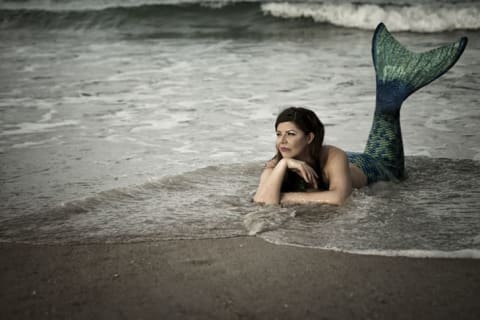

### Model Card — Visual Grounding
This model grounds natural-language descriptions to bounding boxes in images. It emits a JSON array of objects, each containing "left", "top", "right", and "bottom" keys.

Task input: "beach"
[
  {"left": 2, "top": 237, "right": 480, "bottom": 319},
  {"left": 1, "top": 0, "right": 479, "bottom": 254},
  {"left": 1, "top": 1, "right": 480, "bottom": 318}
]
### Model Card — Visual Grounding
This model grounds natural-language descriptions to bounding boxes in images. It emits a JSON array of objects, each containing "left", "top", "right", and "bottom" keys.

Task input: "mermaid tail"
[
  {"left": 372, "top": 23, "right": 467, "bottom": 113},
  {"left": 348, "top": 23, "right": 468, "bottom": 184}
]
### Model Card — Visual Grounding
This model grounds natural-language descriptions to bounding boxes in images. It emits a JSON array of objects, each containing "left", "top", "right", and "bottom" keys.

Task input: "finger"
[
  {"left": 299, "top": 167, "right": 310, "bottom": 183},
  {"left": 310, "top": 173, "right": 317, "bottom": 189},
  {"left": 307, "top": 170, "right": 315, "bottom": 186},
  {"left": 307, "top": 169, "right": 314, "bottom": 183},
  {"left": 305, "top": 164, "right": 318, "bottom": 178},
  {"left": 304, "top": 167, "right": 315, "bottom": 180},
  {"left": 305, "top": 168, "right": 318, "bottom": 189},
  {"left": 309, "top": 167, "right": 317, "bottom": 180}
]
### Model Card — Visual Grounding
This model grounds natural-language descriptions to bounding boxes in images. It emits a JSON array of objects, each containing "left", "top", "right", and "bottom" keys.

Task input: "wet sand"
[{"left": 1, "top": 237, "right": 479, "bottom": 319}]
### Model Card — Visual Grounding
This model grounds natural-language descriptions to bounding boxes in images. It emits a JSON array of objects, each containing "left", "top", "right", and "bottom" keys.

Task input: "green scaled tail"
[
  {"left": 372, "top": 23, "right": 468, "bottom": 113},
  {"left": 359, "top": 23, "right": 468, "bottom": 182}
]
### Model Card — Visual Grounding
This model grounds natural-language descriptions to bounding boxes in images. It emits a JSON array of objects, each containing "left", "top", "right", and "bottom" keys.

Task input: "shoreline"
[
  {"left": 1, "top": 236, "right": 479, "bottom": 319},
  {"left": 259, "top": 240, "right": 480, "bottom": 260}
]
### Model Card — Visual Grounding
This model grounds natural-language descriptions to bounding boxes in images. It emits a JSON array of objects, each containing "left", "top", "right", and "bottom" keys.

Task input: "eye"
[{"left": 287, "top": 131, "right": 296, "bottom": 136}]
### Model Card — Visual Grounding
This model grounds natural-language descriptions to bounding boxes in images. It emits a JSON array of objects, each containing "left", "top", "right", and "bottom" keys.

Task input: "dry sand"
[{"left": 1, "top": 236, "right": 479, "bottom": 319}]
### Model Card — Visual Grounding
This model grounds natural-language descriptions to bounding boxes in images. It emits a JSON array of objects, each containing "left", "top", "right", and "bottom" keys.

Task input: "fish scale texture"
[{"left": 349, "top": 23, "right": 467, "bottom": 184}]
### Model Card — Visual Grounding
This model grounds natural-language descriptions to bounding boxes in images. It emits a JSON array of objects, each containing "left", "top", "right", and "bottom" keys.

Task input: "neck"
[{"left": 296, "top": 150, "right": 315, "bottom": 166}]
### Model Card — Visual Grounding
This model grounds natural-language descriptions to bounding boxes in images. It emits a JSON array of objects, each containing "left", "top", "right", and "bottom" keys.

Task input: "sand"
[{"left": 1, "top": 236, "right": 479, "bottom": 319}]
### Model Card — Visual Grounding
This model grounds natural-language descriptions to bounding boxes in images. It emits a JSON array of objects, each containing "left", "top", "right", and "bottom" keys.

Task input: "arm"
[
  {"left": 253, "top": 159, "right": 288, "bottom": 205},
  {"left": 280, "top": 147, "right": 353, "bottom": 206}
]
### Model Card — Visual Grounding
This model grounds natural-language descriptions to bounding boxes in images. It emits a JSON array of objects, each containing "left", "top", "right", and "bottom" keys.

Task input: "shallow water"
[
  {"left": 254, "top": 157, "right": 480, "bottom": 258},
  {"left": 1, "top": 157, "right": 479, "bottom": 260},
  {"left": 1, "top": 0, "right": 479, "bottom": 258}
]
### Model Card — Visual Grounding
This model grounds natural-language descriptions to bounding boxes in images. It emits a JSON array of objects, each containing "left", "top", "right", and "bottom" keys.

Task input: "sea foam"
[{"left": 261, "top": 2, "right": 480, "bottom": 33}]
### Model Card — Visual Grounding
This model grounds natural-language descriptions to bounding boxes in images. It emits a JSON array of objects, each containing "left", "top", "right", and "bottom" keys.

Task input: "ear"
[{"left": 307, "top": 132, "right": 315, "bottom": 144}]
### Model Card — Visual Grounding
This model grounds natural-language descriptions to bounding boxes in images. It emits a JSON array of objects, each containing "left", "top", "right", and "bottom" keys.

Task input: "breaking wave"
[{"left": 1, "top": 1, "right": 478, "bottom": 33}]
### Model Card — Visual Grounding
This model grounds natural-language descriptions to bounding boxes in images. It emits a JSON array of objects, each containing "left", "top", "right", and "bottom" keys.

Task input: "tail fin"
[
  {"left": 373, "top": 23, "right": 468, "bottom": 113},
  {"left": 364, "top": 24, "right": 467, "bottom": 180}
]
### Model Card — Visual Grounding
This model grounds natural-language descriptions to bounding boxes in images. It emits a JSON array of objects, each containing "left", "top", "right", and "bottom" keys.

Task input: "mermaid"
[{"left": 253, "top": 23, "right": 468, "bottom": 205}]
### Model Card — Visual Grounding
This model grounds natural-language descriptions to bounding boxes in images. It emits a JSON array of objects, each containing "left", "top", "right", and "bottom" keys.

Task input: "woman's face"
[{"left": 276, "top": 121, "right": 312, "bottom": 159}]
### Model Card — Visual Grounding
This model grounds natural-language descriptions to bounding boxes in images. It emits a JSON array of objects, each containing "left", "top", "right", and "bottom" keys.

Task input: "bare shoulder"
[
  {"left": 319, "top": 145, "right": 348, "bottom": 183},
  {"left": 321, "top": 145, "right": 348, "bottom": 165},
  {"left": 321, "top": 145, "right": 353, "bottom": 196}
]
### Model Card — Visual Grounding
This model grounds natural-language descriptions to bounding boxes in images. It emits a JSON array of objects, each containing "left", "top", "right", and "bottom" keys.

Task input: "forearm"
[
  {"left": 253, "top": 159, "right": 288, "bottom": 205},
  {"left": 281, "top": 188, "right": 351, "bottom": 206}
]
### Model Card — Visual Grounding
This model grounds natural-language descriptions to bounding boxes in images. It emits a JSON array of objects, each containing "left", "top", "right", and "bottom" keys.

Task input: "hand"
[{"left": 283, "top": 158, "right": 319, "bottom": 189}]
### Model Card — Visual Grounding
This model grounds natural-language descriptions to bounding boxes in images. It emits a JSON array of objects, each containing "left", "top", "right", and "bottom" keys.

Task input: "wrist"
[
  {"left": 278, "top": 158, "right": 289, "bottom": 169},
  {"left": 280, "top": 192, "right": 294, "bottom": 205}
]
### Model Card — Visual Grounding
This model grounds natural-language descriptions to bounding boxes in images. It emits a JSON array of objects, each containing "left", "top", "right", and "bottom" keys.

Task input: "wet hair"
[{"left": 274, "top": 107, "right": 326, "bottom": 191}]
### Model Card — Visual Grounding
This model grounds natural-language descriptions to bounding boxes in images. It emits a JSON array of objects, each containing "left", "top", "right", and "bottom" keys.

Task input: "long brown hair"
[{"left": 274, "top": 107, "right": 326, "bottom": 191}]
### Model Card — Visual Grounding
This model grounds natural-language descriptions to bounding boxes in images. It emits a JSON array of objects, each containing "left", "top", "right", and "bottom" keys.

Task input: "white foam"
[
  {"left": 341, "top": 248, "right": 480, "bottom": 259},
  {"left": 408, "top": 147, "right": 432, "bottom": 157},
  {"left": 244, "top": 209, "right": 293, "bottom": 235},
  {"left": 0, "top": 120, "right": 79, "bottom": 136},
  {"left": 472, "top": 149, "right": 480, "bottom": 161},
  {"left": 0, "top": 0, "right": 190, "bottom": 11},
  {"left": 210, "top": 151, "right": 237, "bottom": 159},
  {"left": 172, "top": 141, "right": 200, "bottom": 154},
  {"left": 39, "top": 109, "right": 56, "bottom": 123},
  {"left": 11, "top": 136, "right": 60, "bottom": 149},
  {"left": 130, "top": 114, "right": 192, "bottom": 133},
  {"left": 262, "top": 238, "right": 480, "bottom": 259},
  {"left": 261, "top": 2, "right": 480, "bottom": 33},
  {"left": 472, "top": 234, "right": 480, "bottom": 245}
]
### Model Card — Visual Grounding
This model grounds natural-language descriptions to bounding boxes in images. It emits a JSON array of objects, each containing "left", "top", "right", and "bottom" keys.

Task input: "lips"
[{"left": 280, "top": 147, "right": 290, "bottom": 153}]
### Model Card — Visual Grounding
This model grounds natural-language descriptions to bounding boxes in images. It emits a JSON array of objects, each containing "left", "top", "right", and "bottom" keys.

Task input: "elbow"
[
  {"left": 253, "top": 194, "right": 264, "bottom": 204},
  {"left": 325, "top": 194, "right": 343, "bottom": 206},
  {"left": 330, "top": 188, "right": 352, "bottom": 206},
  {"left": 331, "top": 196, "right": 346, "bottom": 206},
  {"left": 252, "top": 190, "right": 265, "bottom": 203},
  {"left": 253, "top": 192, "right": 279, "bottom": 205}
]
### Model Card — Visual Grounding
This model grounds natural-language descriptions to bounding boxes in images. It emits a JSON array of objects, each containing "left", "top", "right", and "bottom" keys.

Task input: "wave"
[
  {"left": 1, "top": 157, "right": 480, "bottom": 259},
  {"left": 262, "top": 2, "right": 480, "bottom": 33},
  {"left": 1, "top": 1, "right": 479, "bottom": 34},
  {"left": 0, "top": 0, "right": 179, "bottom": 11},
  {"left": 261, "top": 240, "right": 480, "bottom": 259},
  {"left": 0, "top": 163, "right": 259, "bottom": 244}
]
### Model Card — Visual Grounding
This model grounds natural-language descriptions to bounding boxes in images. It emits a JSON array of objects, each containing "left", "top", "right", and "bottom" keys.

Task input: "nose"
[{"left": 279, "top": 133, "right": 287, "bottom": 144}]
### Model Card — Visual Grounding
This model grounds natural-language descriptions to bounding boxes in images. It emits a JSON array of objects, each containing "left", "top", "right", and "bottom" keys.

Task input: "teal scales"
[{"left": 347, "top": 23, "right": 468, "bottom": 184}]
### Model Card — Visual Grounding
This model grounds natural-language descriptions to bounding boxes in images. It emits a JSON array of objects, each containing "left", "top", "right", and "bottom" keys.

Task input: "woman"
[{"left": 254, "top": 23, "right": 468, "bottom": 206}]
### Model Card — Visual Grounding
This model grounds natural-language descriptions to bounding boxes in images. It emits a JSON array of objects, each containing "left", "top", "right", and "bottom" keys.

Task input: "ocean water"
[{"left": 1, "top": 0, "right": 479, "bottom": 259}]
